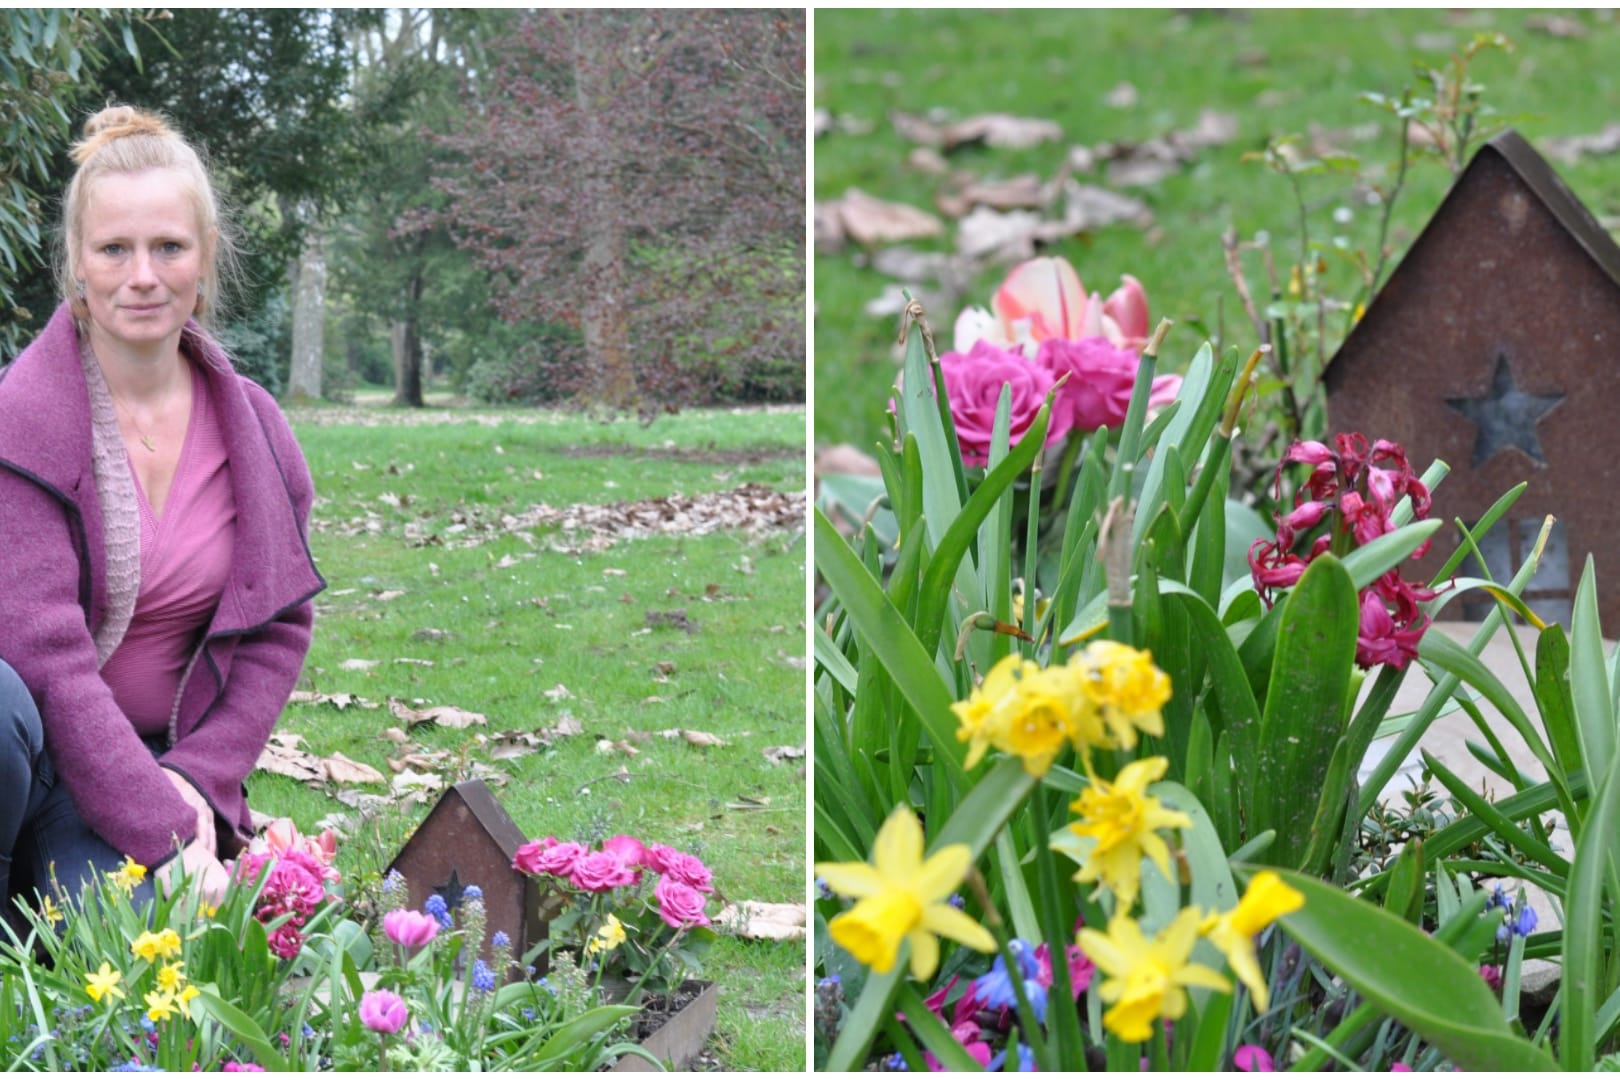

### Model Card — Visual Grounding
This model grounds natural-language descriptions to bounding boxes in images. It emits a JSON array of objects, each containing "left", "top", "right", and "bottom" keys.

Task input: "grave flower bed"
[
  {"left": 813, "top": 258, "right": 1620, "bottom": 1070},
  {"left": 0, "top": 820, "right": 714, "bottom": 1071}
]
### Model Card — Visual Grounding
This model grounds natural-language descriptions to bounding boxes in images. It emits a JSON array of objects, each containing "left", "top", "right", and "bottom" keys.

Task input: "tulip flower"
[
  {"left": 359, "top": 988, "right": 408, "bottom": 1035},
  {"left": 383, "top": 908, "right": 439, "bottom": 949}
]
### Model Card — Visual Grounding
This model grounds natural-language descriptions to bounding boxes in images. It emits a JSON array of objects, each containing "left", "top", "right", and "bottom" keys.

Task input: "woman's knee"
[{"left": 0, "top": 659, "right": 43, "bottom": 766}]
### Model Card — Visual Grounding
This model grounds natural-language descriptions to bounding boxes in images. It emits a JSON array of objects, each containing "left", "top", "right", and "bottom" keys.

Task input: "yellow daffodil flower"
[
  {"left": 1074, "top": 640, "right": 1171, "bottom": 750},
  {"left": 131, "top": 928, "right": 183, "bottom": 964},
  {"left": 38, "top": 895, "right": 62, "bottom": 924},
  {"left": 145, "top": 988, "right": 179, "bottom": 1024},
  {"left": 1200, "top": 870, "right": 1304, "bottom": 1010},
  {"left": 156, "top": 961, "right": 187, "bottom": 992},
  {"left": 1068, "top": 756, "right": 1192, "bottom": 911},
  {"left": 1079, "top": 908, "right": 1231, "bottom": 1043},
  {"left": 85, "top": 962, "right": 125, "bottom": 1004},
  {"left": 953, "top": 656, "right": 1099, "bottom": 776},
  {"left": 815, "top": 805, "right": 996, "bottom": 980},
  {"left": 108, "top": 855, "right": 147, "bottom": 895},
  {"left": 952, "top": 654, "right": 1026, "bottom": 769},
  {"left": 586, "top": 914, "right": 627, "bottom": 956}
]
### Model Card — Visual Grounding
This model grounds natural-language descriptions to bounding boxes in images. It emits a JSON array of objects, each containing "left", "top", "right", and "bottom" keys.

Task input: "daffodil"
[
  {"left": 176, "top": 984, "right": 200, "bottom": 1007},
  {"left": 1074, "top": 640, "right": 1171, "bottom": 750},
  {"left": 156, "top": 961, "right": 187, "bottom": 992},
  {"left": 1079, "top": 908, "right": 1230, "bottom": 1043},
  {"left": 1200, "top": 870, "right": 1304, "bottom": 1010},
  {"left": 586, "top": 914, "right": 627, "bottom": 956},
  {"left": 38, "top": 894, "right": 62, "bottom": 924},
  {"left": 953, "top": 655, "right": 1099, "bottom": 776},
  {"left": 145, "top": 988, "right": 179, "bottom": 1024},
  {"left": 1068, "top": 756, "right": 1192, "bottom": 910},
  {"left": 952, "top": 654, "right": 1027, "bottom": 769},
  {"left": 131, "top": 928, "right": 183, "bottom": 964},
  {"left": 109, "top": 855, "right": 146, "bottom": 895},
  {"left": 814, "top": 805, "right": 996, "bottom": 980},
  {"left": 85, "top": 961, "right": 125, "bottom": 1004}
]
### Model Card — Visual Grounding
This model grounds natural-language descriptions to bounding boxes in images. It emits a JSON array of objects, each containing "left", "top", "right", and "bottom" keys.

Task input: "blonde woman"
[{"left": 0, "top": 106, "right": 323, "bottom": 916}]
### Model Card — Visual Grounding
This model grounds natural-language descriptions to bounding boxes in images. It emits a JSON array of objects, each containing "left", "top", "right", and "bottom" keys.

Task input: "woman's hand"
[
  {"left": 163, "top": 838, "right": 230, "bottom": 905},
  {"left": 161, "top": 766, "right": 216, "bottom": 856}
]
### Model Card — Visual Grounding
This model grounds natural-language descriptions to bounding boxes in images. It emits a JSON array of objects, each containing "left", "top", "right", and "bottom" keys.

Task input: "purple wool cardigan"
[{"left": 0, "top": 304, "right": 325, "bottom": 869}]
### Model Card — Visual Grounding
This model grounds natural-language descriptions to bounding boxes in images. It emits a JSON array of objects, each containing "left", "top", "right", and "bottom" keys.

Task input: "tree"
[{"left": 437, "top": 10, "right": 805, "bottom": 410}]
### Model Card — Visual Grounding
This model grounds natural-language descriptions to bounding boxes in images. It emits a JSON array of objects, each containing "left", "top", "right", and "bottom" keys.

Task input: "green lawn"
[
  {"left": 249, "top": 402, "right": 807, "bottom": 1071},
  {"left": 814, "top": 8, "right": 1620, "bottom": 449}
]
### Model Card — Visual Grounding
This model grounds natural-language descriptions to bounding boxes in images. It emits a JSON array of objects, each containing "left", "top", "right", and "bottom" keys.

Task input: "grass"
[
  {"left": 246, "top": 400, "right": 807, "bottom": 1071},
  {"left": 814, "top": 8, "right": 1620, "bottom": 449}
]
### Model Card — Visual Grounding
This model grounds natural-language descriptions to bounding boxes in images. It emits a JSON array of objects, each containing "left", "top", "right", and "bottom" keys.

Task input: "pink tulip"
[
  {"left": 1102, "top": 274, "right": 1150, "bottom": 350},
  {"left": 250, "top": 818, "right": 341, "bottom": 883},
  {"left": 383, "top": 909, "right": 439, "bottom": 949},
  {"left": 992, "top": 256, "right": 1087, "bottom": 345},
  {"left": 1235, "top": 1045, "right": 1276, "bottom": 1072},
  {"left": 359, "top": 989, "right": 408, "bottom": 1035}
]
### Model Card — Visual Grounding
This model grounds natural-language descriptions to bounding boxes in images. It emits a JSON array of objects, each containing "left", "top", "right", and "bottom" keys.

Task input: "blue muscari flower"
[
  {"left": 536, "top": 975, "right": 552, "bottom": 994},
  {"left": 462, "top": 884, "right": 483, "bottom": 901},
  {"left": 139, "top": 1017, "right": 155, "bottom": 1033},
  {"left": 492, "top": 930, "right": 511, "bottom": 949},
  {"left": 1514, "top": 905, "right": 1538, "bottom": 937},
  {"left": 972, "top": 939, "right": 1047, "bottom": 1023},
  {"left": 472, "top": 959, "right": 497, "bottom": 993},
  {"left": 817, "top": 974, "right": 841, "bottom": 990},
  {"left": 987, "top": 1044, "right": 1036, "bottom": 1072},
  {"left": 947, "top": 893, "right": 965, "bottom": 910},
  {"left": 521, "top": 1008, "right": 537, "bottom": 1022},
  {"left": 381, "top": 869, "right": 407, "bottom": 896},
  {"left": 884, "top": 1051, "right": 909, "bottom": 1071},
  {"left": 108, "top": 1065, "right": 165, "bottom": 1073},
  {"left": 424, "top": 893, "right": 453, "bottom": 928}
]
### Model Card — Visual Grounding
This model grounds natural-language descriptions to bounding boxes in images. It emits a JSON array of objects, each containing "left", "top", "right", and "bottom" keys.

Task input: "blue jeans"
[{"left": 1, "top": 659, "right": 158, "bottom": 929}]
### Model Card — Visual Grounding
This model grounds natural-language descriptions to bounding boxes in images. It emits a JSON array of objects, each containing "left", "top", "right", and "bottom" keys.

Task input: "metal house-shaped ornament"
[
  {"left": 387, "top": 779, "right": 549, "bottom": 978},
  {"left": 1325, "top": 129, "right": 1620, "bottom": 628}
]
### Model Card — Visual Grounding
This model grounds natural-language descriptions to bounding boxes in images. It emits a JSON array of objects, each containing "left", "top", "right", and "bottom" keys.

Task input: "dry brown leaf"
[
  {"left": 256, "top": 740, "right": 322, "bottom": 783},
  {"left": 543, "top": 683, "right": 574, "bottom": 702},
  {"left": 551, "top": 712, "right": 584, "bottom": 738},
  {"left": 339, "top": 658, "right": 380, "bottom": 671},
  {"left": 388, "top": 698, "right": 489, "bottom": 730},
  {"left": 391, "top": 768, "right": 444, "bottom": 797},
  {"left": 374, "top": 590, "right": 406, "bottom": 602},
  {"left": 595, "top": 738, "right": 640, "bottom": 756},
  {"left": 655, "top": 661, "right": 678, "bottom": 677},
  {"left": 323, "top": 752, "right": 385, "bottom": 786},
  {"left": 394, "top": 658, "right": 435, "bottom": 667},
  {"left": 716, "top": 901, "right": 807, "bottom": 941},
  {"left": 382, "top": 727, "right": 412, "bottom": 745},
  {"left": 830, "top": 188, "right": 944, "bottom": 246},
  {"left": 762, "top": 745, "right": 805, "bottom": 765},
  {"left": 658, "top": 728, "right": 726, "bottom": 748},
  {"left": 287, "top": 690, "right": 381, "bottom": 711}
]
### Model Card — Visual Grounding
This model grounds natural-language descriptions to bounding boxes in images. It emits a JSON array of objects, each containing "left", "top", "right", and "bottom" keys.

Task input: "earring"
[{"left": 74, "top": 280, "right": 86, "bottom": 299}]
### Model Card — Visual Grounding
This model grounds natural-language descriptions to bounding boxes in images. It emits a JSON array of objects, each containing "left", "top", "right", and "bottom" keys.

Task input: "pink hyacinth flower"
[
  {"left": 359, "top": 989, "right": 408, "bottom": 1035},
  {"left": 383, "top": 909, "right": 439, "bottom": 949}
]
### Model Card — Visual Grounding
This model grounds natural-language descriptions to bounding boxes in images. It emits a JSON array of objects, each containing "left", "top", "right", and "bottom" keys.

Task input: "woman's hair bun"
[{"left": 71, "top": 105, "right": 174, "bottom": 164}]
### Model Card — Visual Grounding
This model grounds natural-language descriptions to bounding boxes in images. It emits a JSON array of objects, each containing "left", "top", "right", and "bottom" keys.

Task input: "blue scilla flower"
[
  {"left": 947, "top": 894, "right": 965, "bottom": 910},
  {"left": 139, "top": 1017, "right": 155, "bottom": 1034},
  {"left": 521, "top": 1008, "right": 537, "bottom": 1022},
  {"left": 492, "top": 930, "right": 511, "bottom": 949},
  {"left": 108, "top": 1064, "right": 164, "bottom": 1073},
  {"left": 815, "top": 876, "right": 833, "bottom": 901},
  {"left": 1514, "top": 905, "right": 1538, "bottom": 937},
  {"left": 462, "top": 884, "right": 483, "bottom": 901},
  {"left": 884, "top": 1051, "right": 909, "bottom": 1071},
  {"left": 1489, "top": 883, "right": 1509, "bottom": 911},
  {"left": 424, "top": 893, "right": 453, "bottom": 928},
  {"left": 987, "top": 1044, "right": 1036, "bottom": 1072},
  {"left": 472, "top": 959, "right": 497, "bottom": 993},
  {"left": 972, "top": 939, "right": 1048, "bottom": 1023}
]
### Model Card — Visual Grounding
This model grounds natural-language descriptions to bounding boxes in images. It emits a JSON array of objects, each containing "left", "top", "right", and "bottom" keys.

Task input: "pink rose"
[
  {"left": 660, "top": 851, "right": 714, "bottom": 894},
  {"left": 263, "top": 853, "right": 326, "bottom": 918},
  {"left": 266, "top": 922, "right": 305, "bottom": 961},
  {"left": 641, "top": 843, "right": 678, "bottom": 875},
  {"left": 938, "top": 341, "right": 1070, "bottom": 468},
  {"left": 602, "top": 834, "right": 647, "bottom": 867},
  {"left": 383, "top": 909, "right": 439, "bottom": 949},
  {"left": 1035, "top": 336, "right": 1181, "bottom": 432},
  {"left": 654, "top": 877, "right": 711, "bottom": 929},
  {"left": 512, "top": 837, "right": 559, "bottom": 875},
  {"left": 570, "top": 851, "right": 637, "bottom": 892},
  {"left": 529, "top": 840, "right": 587, "bottom": 879}
]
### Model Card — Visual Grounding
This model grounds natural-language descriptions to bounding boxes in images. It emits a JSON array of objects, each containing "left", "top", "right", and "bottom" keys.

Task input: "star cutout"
[
  {"left": 1446, "top": 353, "right": 1563, "bottom": 468},
  {"left": 433, "top": 868, "right": 467, "bottom": 911}
]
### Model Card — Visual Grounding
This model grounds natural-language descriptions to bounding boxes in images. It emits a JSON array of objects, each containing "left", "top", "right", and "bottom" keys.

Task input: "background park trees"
[{"left": 0, "top": 8, "right": 805, "bottom": 411}]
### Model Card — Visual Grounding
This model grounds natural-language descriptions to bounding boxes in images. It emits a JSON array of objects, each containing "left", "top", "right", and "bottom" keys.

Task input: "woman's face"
[{"left": 76, "top": 167, "right": 206, "bottom": 354}]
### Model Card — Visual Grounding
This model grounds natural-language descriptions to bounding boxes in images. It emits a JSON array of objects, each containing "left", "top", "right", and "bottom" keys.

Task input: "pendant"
[{"left": 140, "top": 435, "right": 155, "bottom": 453}]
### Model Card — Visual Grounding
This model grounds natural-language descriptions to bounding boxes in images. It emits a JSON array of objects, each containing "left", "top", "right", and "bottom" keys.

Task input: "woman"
[{"left": 0, "top": 106, "right": 324, "bottom": 916}]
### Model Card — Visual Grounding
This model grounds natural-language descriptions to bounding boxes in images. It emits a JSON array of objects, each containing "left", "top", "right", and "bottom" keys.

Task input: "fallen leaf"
[
  {"left": 1104, "top": 81, "right": 1139, "bottom": 108},
  {"left": 543, "top": 683, "right": 574, "bottom": 701},
  {"left": 657, "top": 728, "right": 726, "bottom": 748},
  {"left": 602, "top": 567, "right": 628, "bottom": 577},
  {"left": 655, "top": 661, "right": 678, "bottom": 677},
  {"left": 551, "top": 712, "right": 584, "bottom": 738},
  {"left": 715, "top": 901, "right": 807, "bottom": 941},
  {"left": 391, "top": 768, "right": 445, "bottom": 797},
  {"left": 595, "top": 738, "right": 640, "bottom": 756},
  {"left": 256, "top": 739, "right": 322, "bottom": 783},
  {"left": 388, "top": 699, "right": 489, "bottom": 730},
  {"left": 828, "top": 188, "right": 944, "bottom": 246},
  {"left": 763, "top": 745, "right": 805, "bottom": 765},
  {"left": 339, "top": 658, "right": 380, "bottom": 671},
  {"left": 374, "top": 590, "right": 406, "bottom": 602},
  {"left": 381, "top": 727, "right": 412, "bottom": 745},
  {"left": 394, "top": 658, "right": 435, "bottom": 667},
  {"left": 323, "top": 752, "right": 385, "bottom": 786}
]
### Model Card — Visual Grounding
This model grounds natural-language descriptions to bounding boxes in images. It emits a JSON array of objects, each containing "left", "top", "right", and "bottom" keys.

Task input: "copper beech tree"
[{"left": 434, "top": 9, "right": 805, "bottom": 410}]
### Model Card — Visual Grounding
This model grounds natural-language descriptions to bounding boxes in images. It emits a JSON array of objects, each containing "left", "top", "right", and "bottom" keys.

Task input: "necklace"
[{"left": 107, "top": 389, "right": 159, "bottom": 453}]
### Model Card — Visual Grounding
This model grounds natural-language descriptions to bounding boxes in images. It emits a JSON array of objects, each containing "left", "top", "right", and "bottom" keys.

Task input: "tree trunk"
[
  {"left": 287, "top": 225, "right": 327, "bottom": 401},
  {"left": 391, "top": 268, "right": 424, "bottom": 407},
  {"left": 573, "top": 16, "right": 637, "bottom": 410}
]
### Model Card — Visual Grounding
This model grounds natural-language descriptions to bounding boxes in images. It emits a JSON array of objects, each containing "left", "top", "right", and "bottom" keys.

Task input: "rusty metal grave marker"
[
  {"left": 1325, "top": 128, "right": 1620, "bottom": 628},
  {"left": 386, "top": 779, "right": 548, "bottom": 980}
]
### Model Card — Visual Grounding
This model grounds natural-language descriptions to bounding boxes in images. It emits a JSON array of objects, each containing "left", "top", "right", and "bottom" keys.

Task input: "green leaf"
[
  {"left": 1562, "top": 741, "right": 1620, "bottom": 1070},
  {"left": 813, "top": 509, "right": 966, "bottom": 782},
  {"left": 1339, "top": 519, "right": 1443, "bottom": 590},
  {"left": 191, "top": 989, "right": 290, "bottom": 1072},
  {"left": 1535, "top": 625, "right": 1584, "bottom": 782},
  {"left": 1570, "top": 556, "right": 1613, "bottom": 780},
  {"left": 1254, "top": 555, "right": 1359, "bottom": 867},
  {"left": 825, "top": 963, "right": 902, "bottom": 1072},
  {"left": 1421, "top": 751, "right": 1569, "bottom": 876},
  {"left": 931, "top": 756, "right": 1039, "bottom": 858},
  {"left": 1256, "top": 866, "right": 1559, "bottom": 1071}
]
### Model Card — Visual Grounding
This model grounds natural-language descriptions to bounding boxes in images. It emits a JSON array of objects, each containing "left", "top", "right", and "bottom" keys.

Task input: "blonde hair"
[{"left": 56, "top": 105, "right": 239, "bottom": 329}]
